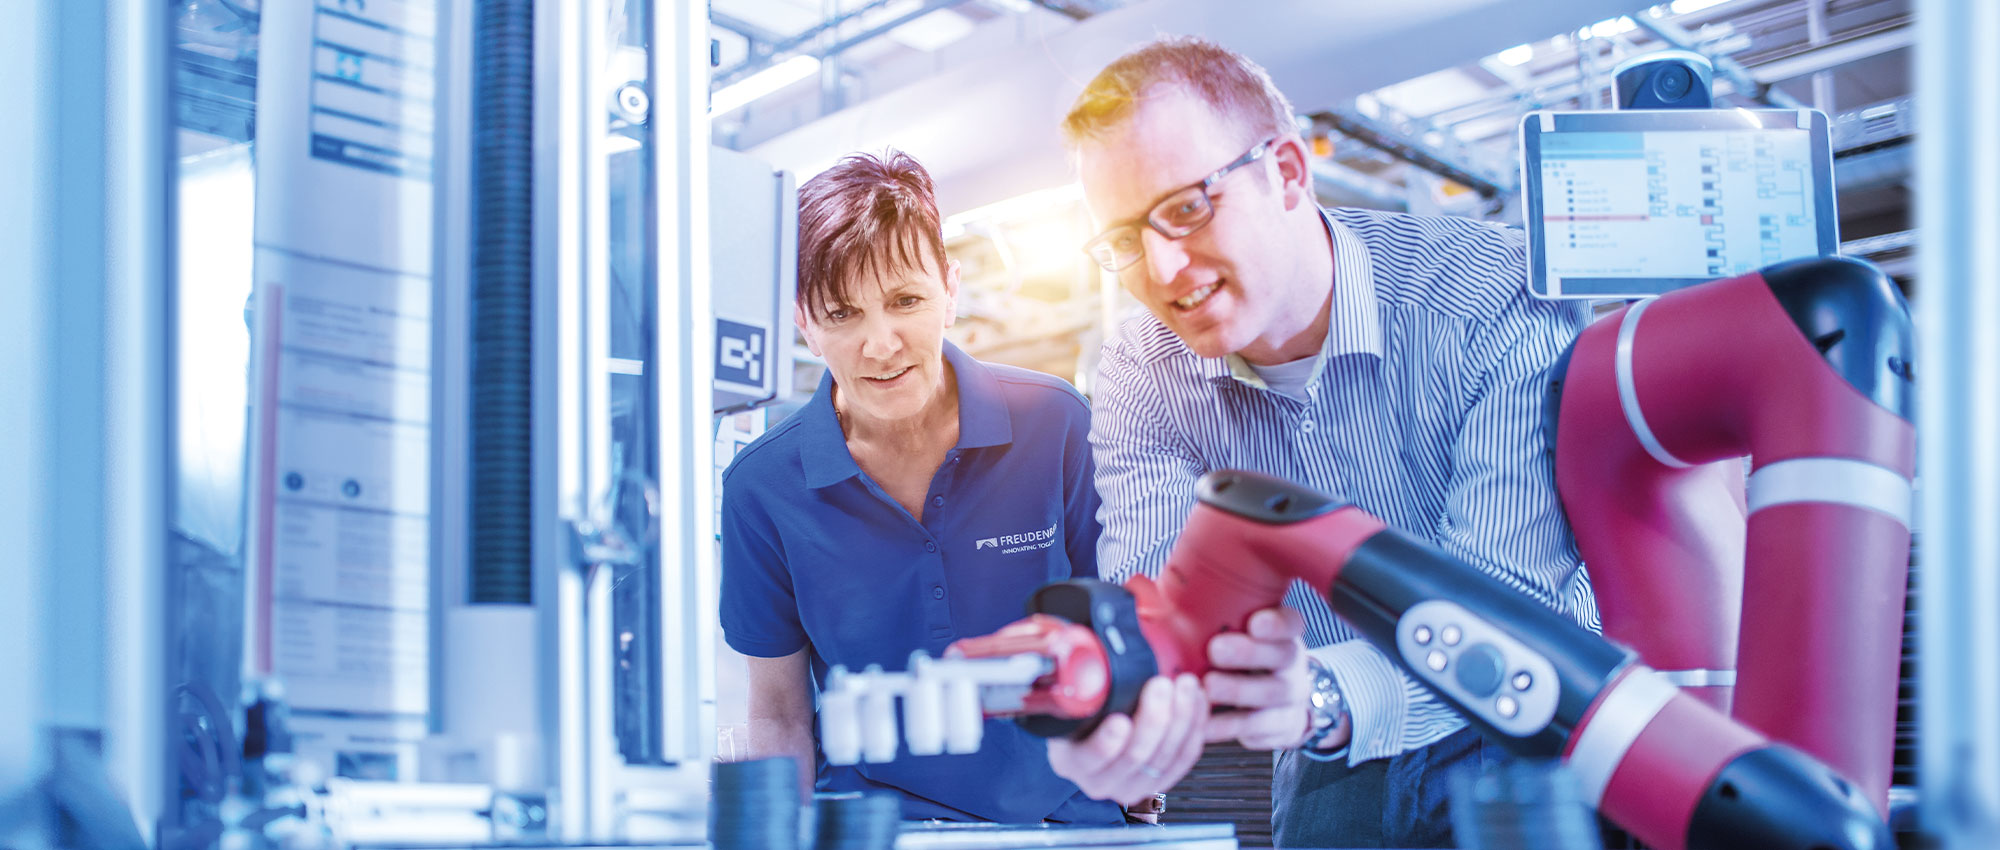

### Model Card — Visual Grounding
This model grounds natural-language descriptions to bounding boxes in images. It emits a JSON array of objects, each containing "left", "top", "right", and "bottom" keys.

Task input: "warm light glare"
[
  {"left": 710, "top": 55, "right": 821, "bottom": 116},
  {"left": 943, "top": 183, "right": 1083, "bottom": 231},
  {"left": 1497, "top": 44, "right": 1535, "bottom": 66}
]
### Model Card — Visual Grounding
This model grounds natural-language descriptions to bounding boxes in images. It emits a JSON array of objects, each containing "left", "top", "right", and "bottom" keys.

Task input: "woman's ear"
[{"left": 794, "top": 306, "right": 822, "bottom": 357}]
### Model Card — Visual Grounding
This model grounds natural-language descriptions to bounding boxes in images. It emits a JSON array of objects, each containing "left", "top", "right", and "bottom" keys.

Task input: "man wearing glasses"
[{"left": 1047, "top": 37, "right": 1599, "bottom": 848}]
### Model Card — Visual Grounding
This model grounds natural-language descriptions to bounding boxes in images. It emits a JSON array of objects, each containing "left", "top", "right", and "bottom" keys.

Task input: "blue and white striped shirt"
[{"left": 1090, "top": 206, "right": 1599, "bottom": 766}]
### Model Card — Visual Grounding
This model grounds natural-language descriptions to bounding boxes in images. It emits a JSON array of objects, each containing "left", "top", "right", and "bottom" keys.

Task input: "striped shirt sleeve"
[
  {"left": 1088, "top": 333, "right": 1204, "bottom": 587},
  {"left": 1430, "top": 289, "right": 1598, "bottom": 631}
]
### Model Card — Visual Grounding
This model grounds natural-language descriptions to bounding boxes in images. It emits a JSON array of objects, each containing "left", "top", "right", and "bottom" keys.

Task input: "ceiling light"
[
  {"left": 710, "top": 55, "right": 821, "bottom": 116},
  {"left": 1669, "top": 0, "right": 1731, "bottom": 13},
  {"left": 1589, "top": 16, "right": 1637, "bottom": 39},
  {"left": 1497, "top": 44, "right": 1534, "bottom": 66}
]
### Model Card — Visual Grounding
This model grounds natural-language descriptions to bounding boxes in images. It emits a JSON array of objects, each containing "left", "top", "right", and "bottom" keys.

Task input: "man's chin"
[
  {"left": 1174, "top": 328, "right": 1242, "bottom": 360},
  {"left": 1150, "top": 308, "right": 1245, "bottom": 358}
]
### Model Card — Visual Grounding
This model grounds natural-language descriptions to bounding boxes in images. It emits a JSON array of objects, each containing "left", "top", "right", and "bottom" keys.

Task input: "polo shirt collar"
[
  {"left": 948, "top": 340, "right": 1013, "bottom": 449},
  {"left": 798, "top": 340, "right": 1011, "bottom": 489}
]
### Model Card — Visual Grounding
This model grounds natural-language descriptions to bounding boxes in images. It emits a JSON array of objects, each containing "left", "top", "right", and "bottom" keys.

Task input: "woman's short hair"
[
  {"left": 795, "top": 150, "right": 948, "bottom": 322},
  {"left": 1060, "top": 35, "right": 1296, "bottom": 150}
]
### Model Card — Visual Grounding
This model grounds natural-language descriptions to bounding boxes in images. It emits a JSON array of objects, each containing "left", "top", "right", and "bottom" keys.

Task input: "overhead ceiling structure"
[
  {"left": 710, "top": 0, "right": 1912, "bottom": 226},
  {"left": 717, "top": 0, "right": 1663, "bottom": 214},
  {"left": 722, "top": 0, "right": 1916, "bottom": 392}
]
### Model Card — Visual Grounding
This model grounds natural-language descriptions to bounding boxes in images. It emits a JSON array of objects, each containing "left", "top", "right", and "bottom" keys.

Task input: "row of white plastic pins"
[{"left": 818, "top": 652, "right": 1048, "bottom": 765}]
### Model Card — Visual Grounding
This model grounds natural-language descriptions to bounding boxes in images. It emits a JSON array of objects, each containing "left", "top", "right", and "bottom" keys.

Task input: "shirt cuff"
[{"left": 1307, "top": 640, "right": 1409, "bottom": 767}]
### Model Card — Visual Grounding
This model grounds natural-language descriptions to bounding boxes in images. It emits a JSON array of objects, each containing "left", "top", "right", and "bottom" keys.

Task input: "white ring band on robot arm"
[
  {"left": 1746, "top": 456, "right": 1914, "bottom": 528},
  {"left": 1565, "top": 666, "right": 1679, "bottom": 808},
  {"left": 1614, "top": 299, "right": 1695, "bottom": 470}
]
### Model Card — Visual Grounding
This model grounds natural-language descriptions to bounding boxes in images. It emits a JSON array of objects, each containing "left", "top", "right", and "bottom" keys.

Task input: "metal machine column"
[{"left": 1916, "top": 0, "right": 2000, "bottom": 847}]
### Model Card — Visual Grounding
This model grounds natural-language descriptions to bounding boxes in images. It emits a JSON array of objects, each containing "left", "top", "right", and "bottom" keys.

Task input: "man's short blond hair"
[{"left": 1061, "top": 35, "right": 1297, "bottom": 149}]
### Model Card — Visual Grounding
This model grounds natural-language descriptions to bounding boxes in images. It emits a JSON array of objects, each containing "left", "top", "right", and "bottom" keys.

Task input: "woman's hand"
[{"left": 1047, "top": 674, "right": 1208, "bottom": 806}]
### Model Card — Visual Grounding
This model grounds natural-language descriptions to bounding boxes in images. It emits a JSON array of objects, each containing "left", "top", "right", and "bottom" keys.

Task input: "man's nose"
[{"left": 1139, "top": 228, "right": 1193, "bottom": 290}]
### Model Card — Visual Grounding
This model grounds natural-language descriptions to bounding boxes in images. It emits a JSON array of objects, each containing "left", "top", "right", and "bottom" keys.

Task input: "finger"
[
  {"left": 1203, "top": 705, "right": 1310, "bottom": 749},
  {"left": 1234, "top": 704, "right": 1313, "bottom": 750},
  {"left": 1126, "top": 675, "right": 1204, "bottom": 799},
  {"left": 1207, "top": 631, "right": 1299, "bottom": 672},
  {"left": 1096, "top": 677, "right": 1178, "bottom": 795},
  {"left": 1082, "top": 712, "right": 1135, "bottom": 763},
  {"left": 1247, "top": 606, "right": 1306, "bottom": 641},
  {"left": 1202, "top": 708, "right": 1250, "bottom": 744},
  {"left": 1142, "top": 675, "right": 1203, "bottom": 775},
  {"left": 1203, "top": 669, "right": 1300, "bottom": 710},
  {"left": 1163, "top": 675, "right": 1210, "bottom": 779},
  {"left": 1056, "top": 713, "right": 1134, "bottom": 796}
]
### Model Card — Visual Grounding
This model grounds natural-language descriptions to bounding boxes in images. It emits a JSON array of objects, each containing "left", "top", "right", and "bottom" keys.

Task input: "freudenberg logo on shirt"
[{"left": 974, "top": 523, "right": 1057, "bottom": 555}]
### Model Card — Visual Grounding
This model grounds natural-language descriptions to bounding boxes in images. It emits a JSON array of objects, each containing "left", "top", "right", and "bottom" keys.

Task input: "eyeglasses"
[{"left": 1081, "top": 136, "right": 1276, "bottom": 273}]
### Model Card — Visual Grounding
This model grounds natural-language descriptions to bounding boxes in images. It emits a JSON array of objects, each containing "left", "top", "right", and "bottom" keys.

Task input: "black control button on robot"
[{"left": 1455, "top": 643, "right": 1506, "bottom": 697}]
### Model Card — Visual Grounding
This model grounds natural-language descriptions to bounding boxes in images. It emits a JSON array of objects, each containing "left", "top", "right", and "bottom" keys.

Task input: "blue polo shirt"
[{"left": 719, "top": 342, "right": 1119, "bottom": 825}]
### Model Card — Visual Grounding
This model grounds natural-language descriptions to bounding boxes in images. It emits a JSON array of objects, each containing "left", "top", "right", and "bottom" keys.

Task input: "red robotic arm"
[
  {"left": 955, "top": 468, "right": 1888, "bottom": 850},
  {"left": 933, "top": 257, "right": 1907, "bottom": 850},
  {"left": 1550, "top": 256, "right": 1915, "bottom": 810}
]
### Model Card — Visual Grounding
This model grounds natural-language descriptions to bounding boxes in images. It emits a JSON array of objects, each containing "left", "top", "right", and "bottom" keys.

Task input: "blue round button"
[
  {"left": 1455, "top": 644, "right": 1505, "bottom": 698},
  {"left": 931, "top": 586, "right": 944, "bottom": 600},
  {"left": 925, "top": 541, "right": 937, "bottom": 553}
]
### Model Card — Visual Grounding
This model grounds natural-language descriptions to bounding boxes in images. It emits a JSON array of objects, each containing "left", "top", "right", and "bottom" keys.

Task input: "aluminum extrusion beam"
[
  {"left": 1311, "top": 108, "right": 1509, "bottom": 198},
  {"left": 714, "top": 0, "right": 907, "bottom": 87},
  {"left": 711, "top": 10, "right": 787, "bottom": 48},
  {"left": 1750, "top": 24, "right": 1913, "bottom": 85},
  {"left": 1915, "top": 0, "right": 2000, "bottom": 847}
]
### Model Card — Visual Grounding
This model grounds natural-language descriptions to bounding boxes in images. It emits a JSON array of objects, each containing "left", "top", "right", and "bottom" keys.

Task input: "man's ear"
[
  {"left": 942, "top": 257, "right": 962, "bottom": 329},
  {"left": 794, "top": 306, "right": 822, "bottom": 357},
  {"left": 1272, "top": 136, "right": 1314, "bottom": 211}
]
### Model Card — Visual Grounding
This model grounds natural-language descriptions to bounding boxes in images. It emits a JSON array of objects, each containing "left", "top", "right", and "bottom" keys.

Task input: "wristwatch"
[{"left": 1299, "top": 657, "right": 1348, "bottom": 762}]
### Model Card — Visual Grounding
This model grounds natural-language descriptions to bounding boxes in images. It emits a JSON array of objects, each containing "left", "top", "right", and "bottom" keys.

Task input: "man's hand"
[
  {"left": 1201, "top": 606, "right": 1319, "bottom": 750},
  {"left": 1046, "top": 674, "right": 1207, "bottom": 806}
]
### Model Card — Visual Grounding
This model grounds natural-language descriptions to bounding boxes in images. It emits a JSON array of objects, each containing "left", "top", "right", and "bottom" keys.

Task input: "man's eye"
[
  {"left": 1112, "top": 232, "right": 1140, "bottom": 252},
  {"left": 827, "top": 307, "right": 853, "bottom": 321},
  {"left": 897, "top": 296, "right": 921, "bottom": 308}
]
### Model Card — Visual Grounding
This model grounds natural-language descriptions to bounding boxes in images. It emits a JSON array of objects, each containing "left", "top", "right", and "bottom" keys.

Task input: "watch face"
[{"left": 1309, "top": 668, "right": 1338, "bottom": 715}]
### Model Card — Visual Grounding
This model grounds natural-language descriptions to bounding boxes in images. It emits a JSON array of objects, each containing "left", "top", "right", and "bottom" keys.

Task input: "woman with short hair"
[{"left": 718, "top": 150, "right": 1119, "bottom": 824}]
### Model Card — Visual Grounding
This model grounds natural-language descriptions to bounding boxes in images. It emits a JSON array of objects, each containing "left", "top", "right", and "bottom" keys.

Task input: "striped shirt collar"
[
  {"left": 798, "top": 340, "right": 1010, "bottom": 488},
  {"left": 1219, "top": 209, "right": 1385, "bottom": 389}
]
